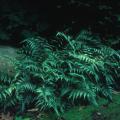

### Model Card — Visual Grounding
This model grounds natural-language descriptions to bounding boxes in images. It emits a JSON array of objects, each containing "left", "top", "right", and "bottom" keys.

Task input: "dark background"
[{"left": 0, "top": 0, "right": 120, "bottom": 48}]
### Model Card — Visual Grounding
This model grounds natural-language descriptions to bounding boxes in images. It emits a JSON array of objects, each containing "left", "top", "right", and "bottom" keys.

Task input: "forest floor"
[
  {"left": 0, "top": 46, "right": 120, "bottom": 120},
  {"left": 14, "top": 93, "right": 120, "bottom": 120}
]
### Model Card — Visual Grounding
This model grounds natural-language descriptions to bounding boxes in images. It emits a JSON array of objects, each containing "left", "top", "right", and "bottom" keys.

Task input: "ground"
[{"left": 14, "top": 93, "right": 120, "bottom": 120}]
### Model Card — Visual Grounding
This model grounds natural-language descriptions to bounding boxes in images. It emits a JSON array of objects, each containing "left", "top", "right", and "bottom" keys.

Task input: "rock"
[
  {"left": 92, "top": 111, "right": 106, "bottom": 120},
  {"left": 0, "top": 45, "right": 18, "bottom": 76}
]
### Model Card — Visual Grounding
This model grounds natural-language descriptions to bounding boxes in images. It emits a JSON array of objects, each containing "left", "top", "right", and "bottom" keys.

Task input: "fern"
[
  {"left": 54, "top": 30, "right": 120, "bottom": 104},
  {"left": 0, "top": 31, "right": 119, "bottom": 117}
]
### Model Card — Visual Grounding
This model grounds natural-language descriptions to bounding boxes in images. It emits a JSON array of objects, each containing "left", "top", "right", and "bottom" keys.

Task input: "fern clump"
[
  {"left": 54, "top": 31, "right": 120, "bottom": 105},
  {"left": 0, "top": 31, "right": 119, "bottom": 117}
]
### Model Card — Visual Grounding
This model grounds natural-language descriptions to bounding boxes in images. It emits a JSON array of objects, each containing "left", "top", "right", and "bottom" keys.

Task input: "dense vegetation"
[
  {"left": 0, "top": 0, "right": 120, "bottom": 120},
  {"left": 0, "top": 30, "right": 120, "bottom": 120}
]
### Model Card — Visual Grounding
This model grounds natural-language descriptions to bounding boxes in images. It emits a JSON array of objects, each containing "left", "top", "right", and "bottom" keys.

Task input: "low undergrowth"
[
  {"left": 0, "top": 30, "right": 119, "bottom": 119},
  {"left": 14, "top": 93, "right": 120, "bottom": 120}
]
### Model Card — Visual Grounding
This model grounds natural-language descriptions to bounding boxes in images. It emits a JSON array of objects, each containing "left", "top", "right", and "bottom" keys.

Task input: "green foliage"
[
  {"left": 51, "top": 30, "right": 119, "bottom": 105},
  {"left": 0, "top": 30, "right": 119, "bottom": 117}
]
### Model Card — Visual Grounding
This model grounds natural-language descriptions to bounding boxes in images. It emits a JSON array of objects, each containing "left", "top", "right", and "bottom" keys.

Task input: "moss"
[
  {"left": 98, "top": 94, "right": 120, "bottom": 120},
  {"left": 17, "top": 93, "right": 120, "bottom": 120},
  {"left": 45, "top": 93, "right": 120, "bottom": 120}
]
